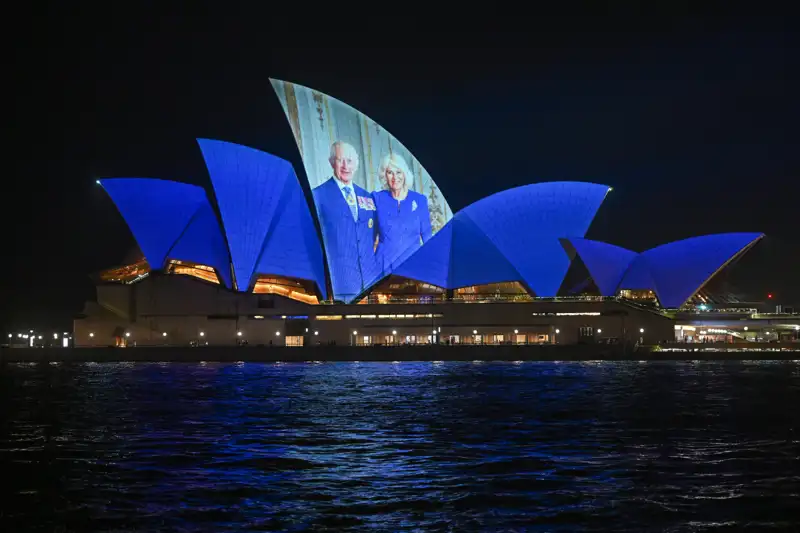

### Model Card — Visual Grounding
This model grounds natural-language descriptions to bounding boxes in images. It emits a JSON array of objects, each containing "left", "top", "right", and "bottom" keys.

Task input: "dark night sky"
[{"left": 4, "top": 8, "right": 799, "bottom": 331}]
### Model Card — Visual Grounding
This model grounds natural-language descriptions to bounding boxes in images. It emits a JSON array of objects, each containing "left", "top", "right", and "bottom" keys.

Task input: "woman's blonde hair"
[{"left": 378, "top": 152, "right": 415, "bottom": 192}]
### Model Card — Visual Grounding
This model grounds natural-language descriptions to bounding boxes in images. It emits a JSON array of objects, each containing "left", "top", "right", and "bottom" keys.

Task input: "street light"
[
  {"left": 89, "top": 332, "right": 94, "bottom": 338},
  {"left": 639, "top": 328, "right": 645, "bottom": 334},
  {"left": 162, "top": 332, "right": 168, "bottom": 337},
  {"left": 555, "top": 329, "right": 560, "bottom": 334},
  {"left": 237, "top": 331, "right": 242, "bottom": 337},
  {"left": 597, "top": 329, "right": 602, "bottom": 334},
  {"left": 314, "top": 331, "right": 319, "bottom": 336},
  {"left": 514, "top": 329, "right": 519, "bottom": 334},
  {"left": 125, "top": 332, "right": 131, "bottom": 337},
  {"left": 392, "top": 330, "right": 397, "bottom": 335},
  {"left": 275, "top": 331, "right": 280, "bottom": 336},
  {"left": 199, "top": 331, "right": 205, "bottom": 337}
]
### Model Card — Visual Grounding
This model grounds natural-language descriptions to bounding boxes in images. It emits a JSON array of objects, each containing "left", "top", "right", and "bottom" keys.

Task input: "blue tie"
[{"left": 343, "top": 186, "right": 357, "bottom": 221}]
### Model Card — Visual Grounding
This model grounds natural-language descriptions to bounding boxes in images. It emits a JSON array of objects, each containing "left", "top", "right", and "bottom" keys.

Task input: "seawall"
[{"left": 2, "top": 345, "right": 799, "bottom": 363}]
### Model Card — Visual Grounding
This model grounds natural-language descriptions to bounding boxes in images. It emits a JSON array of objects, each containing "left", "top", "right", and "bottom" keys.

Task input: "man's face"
[{"left": 331, "top": 144, "right": 357, "bottom": 184}]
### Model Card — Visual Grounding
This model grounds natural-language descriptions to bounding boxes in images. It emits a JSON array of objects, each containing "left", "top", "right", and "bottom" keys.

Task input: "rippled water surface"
[{"left": 1, "top": 361, "right": 799, "bottom": 532}]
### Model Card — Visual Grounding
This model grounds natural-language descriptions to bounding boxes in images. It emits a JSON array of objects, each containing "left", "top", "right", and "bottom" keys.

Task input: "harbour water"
[{"left": 1, "top": 361, "right": 799, "bottom": 531}]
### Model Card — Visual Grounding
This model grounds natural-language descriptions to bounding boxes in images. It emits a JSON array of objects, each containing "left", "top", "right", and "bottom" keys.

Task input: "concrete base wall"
[{"left": 2, "top": 345, "right": 799, "bottom": 363}]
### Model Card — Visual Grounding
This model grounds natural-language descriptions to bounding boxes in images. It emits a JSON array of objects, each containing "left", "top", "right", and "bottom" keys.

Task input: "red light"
[{"left": 768, "top": 293, "right": 773, "bottom": 299}]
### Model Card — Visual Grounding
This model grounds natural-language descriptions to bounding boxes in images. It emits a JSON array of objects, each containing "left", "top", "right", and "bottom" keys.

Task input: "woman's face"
[{"left": 385, "top": 163, "right": 405, "bottom": 193}]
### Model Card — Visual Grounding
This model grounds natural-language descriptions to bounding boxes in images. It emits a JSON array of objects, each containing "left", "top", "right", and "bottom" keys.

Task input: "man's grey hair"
[{"left": 329, "top": 141, "right": 359, "bottom": 167}]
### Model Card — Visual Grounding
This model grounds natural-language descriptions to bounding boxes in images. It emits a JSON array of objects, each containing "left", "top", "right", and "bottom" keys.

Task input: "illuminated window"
[
  {"left": 285, "top": 336, "right": 303, "bottom": 347},
  {"left": 359, "top": 276, "right": 446, "bottom": 304},
  {"left": 98, "top": 258, "right": 150, "bottom": 284},
  {"left": 166, "top": 259, "right": 220, "bottom": 284},
  {"left": 252, "top": 275, "right": 319, "bottom": 304},
  {"left": 316, "top": 315, "right": 342, "bottom": 321},
  {"left": 454, "top": 282, "right": 532, "bottom": 302},
  {"left": 618, "top": 289, "right": 657, "bottom": 301}
]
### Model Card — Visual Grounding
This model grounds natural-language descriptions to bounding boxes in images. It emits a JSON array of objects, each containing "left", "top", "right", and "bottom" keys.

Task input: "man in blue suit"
[{"left": 312, "top": 141, "right": 380, "bottom": 302}]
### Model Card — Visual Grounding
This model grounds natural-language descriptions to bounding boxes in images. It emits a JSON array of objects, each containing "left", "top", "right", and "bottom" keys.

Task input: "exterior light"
[
  {"left": 305, "top": 328, "right": 309, "bottom": 332},
  {"left": 95, "top": 179, "right": 101, "bottom": 185},
  {"left": 162, "top": 332, "right": 167, "bottom": 337},
  {"left": 353, "top": 330, "right": 358, "bottom": 335},
  {"left": 89, "top": 332, "right": 94, "bottom": 337},
  {"left": 275, "top": 331, "right": 280, "bottom": 336},
  {"left": 37, "top": 335, "right": 42, "bottom": 340},
  {"left": 17, "top": 333, "right": 21, "bottom": 338},
  {"left": 314, "top": 331, "right": 319, "bottom": 336},
  {"left": 473, "top": 330, "right": 477, "bottom": 335},
  {"left": 555, "top": 329, "right": 560, "bottom": 334},
  {"left": 743, "top": 326, "right": 748, "bottom": 331},
  {"left": 199, "top": 331, "right": 205, "bottom": 336},
  {"left": 514, "top": 329, "right": 519, "bottom": 334},
  {"left": 639, "top": 328, "right": 645, "bottom": 333},
  {"left": 597, "top": 329, "right": 602, "bottom": 334},
  {"left": 432, "top": 329, "right": 437, "bottom": 334},
  {"left": 8, "top": 334, "right": 12, "bottom": 338},
  {"left": 795, "top": 326, "right": 799, "bottom": 331},
  {"left": 237, "top": 331, "right": 242, "bottom": 336},
  {"left": 392, "top": 330, "right": 397, "bottom": 335},
  {"left": 125, "top": 332, "right": 131, "bottom": 337},
  {"left": 53, "top": 333, "right": 58, "bottom": 339}
]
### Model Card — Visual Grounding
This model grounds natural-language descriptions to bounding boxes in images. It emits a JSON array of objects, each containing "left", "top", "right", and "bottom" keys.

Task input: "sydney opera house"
[{"left": 74, "top": 80, "right": 766, "bottom": 348}]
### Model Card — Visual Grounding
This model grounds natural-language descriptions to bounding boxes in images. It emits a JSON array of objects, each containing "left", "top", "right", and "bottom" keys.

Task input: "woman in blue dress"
[{"left": 372, "top": 152, "right": 432, "bottom": 272}]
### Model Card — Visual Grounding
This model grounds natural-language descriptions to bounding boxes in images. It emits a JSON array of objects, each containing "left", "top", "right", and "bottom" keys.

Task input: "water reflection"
[{"left": 0, "top": 361, "right": 799, "bottom": 531}]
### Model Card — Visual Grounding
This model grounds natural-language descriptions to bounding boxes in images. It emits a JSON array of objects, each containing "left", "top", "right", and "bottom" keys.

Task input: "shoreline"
[{"left": 2, "top": 345, "right": 799, "bottom": 363}]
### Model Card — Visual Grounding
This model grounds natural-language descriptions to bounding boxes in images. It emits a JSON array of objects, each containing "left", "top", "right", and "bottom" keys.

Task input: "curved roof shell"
[
  {"left": 197, "top": 139, "right": 327, "bottom": 297},
  {"left": 395, "top": 182, "right": 611, "bottom": 295},
  {"left": 99, "top": 178, "right": 232, "bottom": 288}
]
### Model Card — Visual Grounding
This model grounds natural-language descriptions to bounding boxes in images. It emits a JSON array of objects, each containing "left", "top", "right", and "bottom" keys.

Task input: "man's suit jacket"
[{"left": 312, "top": 177, "right": 380, "bottom": 302}]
